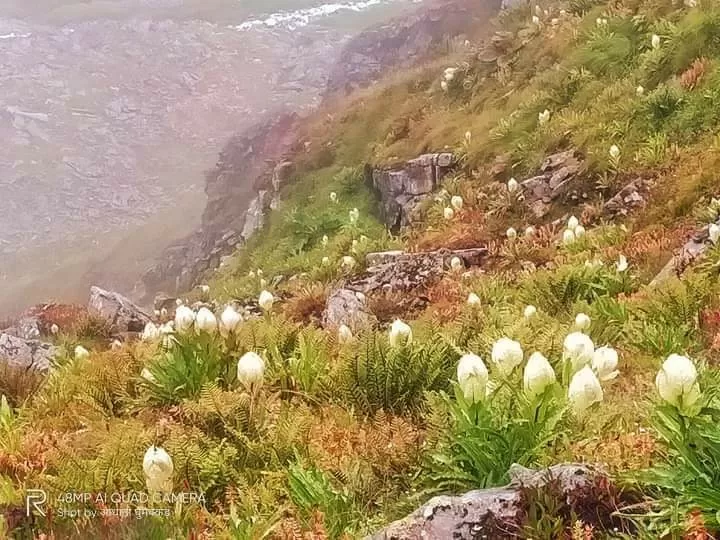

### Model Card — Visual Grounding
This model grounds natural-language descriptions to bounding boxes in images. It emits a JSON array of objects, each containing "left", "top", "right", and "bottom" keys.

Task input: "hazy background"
[{"left": 0, "top": 0, "right": 421, "bottom": 316}]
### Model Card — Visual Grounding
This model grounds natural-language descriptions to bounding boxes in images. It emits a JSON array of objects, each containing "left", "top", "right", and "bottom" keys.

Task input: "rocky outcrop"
[
  {"left": 369, "top": 463, "right": 619, "bottom": 539},
  {"left": 323, "top": 288, "right": 376, "bottom": 331},
  {"left": 325, "top": 0, "right": 501, "bottom": 98},
  {"left": 140, "top": 114, "right": 300, "bottom": 299},
  {"left": 650, "top": 221, "right": 718, "bottom": 286},
  {"left": 368, "top": 153, "right": 456, "bottom": 231},
  {"left": 603, "top": 177, "right": 654, "bottom": 217},
  {"left": 519, "top": 149, "right": 586, "bottom": 218},
  {"left": 0, "top": 333, "right": 57, "bottom": 372},
  {"left": 349, "top": 247, "right": 487, "bottom": 294},
  {"left": 88, "top": 286, "right": 151, "bottom": 333}
]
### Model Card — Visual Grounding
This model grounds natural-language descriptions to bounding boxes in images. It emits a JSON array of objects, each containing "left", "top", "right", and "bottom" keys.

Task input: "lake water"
[{"left": 0, "top": 0, "right": 421, "bottom": 315}]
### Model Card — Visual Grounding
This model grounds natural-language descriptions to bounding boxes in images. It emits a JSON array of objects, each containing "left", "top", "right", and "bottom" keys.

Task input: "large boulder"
[
  {"left": 323, "top": 288, "right": 376, "bottom": 331},
  {"left": 519, "top": 149, "right": 585, "bottom": 218},
  {"left": 369, "top": 153, "right": 456, "bottom": 231},
  {"left": 88, "top": 286, "right": 151, "bottom": 333},
  {"left": 0, "top": 333, "right": 57, "bottom": 371},
  {"left": 369, "top": 463, "right": 618, "bottom": 539}
]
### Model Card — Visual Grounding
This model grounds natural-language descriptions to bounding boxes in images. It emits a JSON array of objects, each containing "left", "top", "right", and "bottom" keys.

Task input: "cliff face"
[
  {"left": 324, "top": 0, "right": 502, "bottom": 98},
  {"left": 141, "top": 0, "right": 502, "bottom": 302}
]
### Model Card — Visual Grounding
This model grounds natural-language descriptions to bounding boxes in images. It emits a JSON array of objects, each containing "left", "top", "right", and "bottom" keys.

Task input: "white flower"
[
  {"left": 441, "top": 80, "right": 449, "bottom": 92},
  {"left": 248, "top": 270, "right": 256, "bottom": 279},
  {"left": 574, "top": 225, "right": 586, "bottom": 238},
  {"left": 321, "top": 256, "right": 330, "bottom": 266},
  {"left": 532, "top": 15, "right": 540, "bottom": 25},
  {"left": 457, "top": 353, "right": 489, "bottom": 403},
  {"left": 524, "top": 352, "right": 556, "bottom": 397},
  {"left": 491, "top": 337, "right": 524, "bottom": 376},
  {"left": 465, "top": 131, "right": 472, "bottom": 143},
  {"left": 330, "top": 191, "right": 338, "bottom": 203},
  {"left": 568, "top": 366, "right": 604, "bottom": 415},
  {"left": 111, "top": 339, "right": 122, "bottom": 350},
  {"left": 143, "top": 445, "right": 174, "bottom": 494},
  {"left": 655, "top": 354, "right": 701, "bottom": 409},
  {"left": 451, "top": 195, "right": 464, "bottom": 211},
  {"left": 538, "top": 109, "right": 551, "bottom": 125},
  {"left": 259, "top": 278, "right": 267, "bottom": 288},
  {"left": 709, "top": 223, "right": 720, "bottom": 245},
  {"left": 592, "top": 346, "right": 620, "bottom": 382},
  {"left": 160, "top": 308, "right": 168, "bottom": 319},
  {"left": 199, "top": 284, "right": 210, "bottom": 298},
  {"left": 443, "top": 67, "right": 458, "bottom": 81},
  {"left": 256, "top": 269, "right": 264, "bottom": 277},
  {"left": 340, "top": 256, "right": 356, "bottom": 270},
  {"left": 50, "top": 323, "right": 59, "bottom": 335},
  {"left": 575, "top": 312, "right": 591, "bottom": 330},
  {"left": 467, "top": 293, "right": 481, "bottom": 306},
  {"left": 74, "top": 345, "right": 90, "bottom": 360},
  {"left": 636, "top": 85, "right": 645, "bottom": 96},
  {"left": 220, "top": 306, "right": 242, "bottom": 335},
  {"left": 616, "top": 254, "right": 629, "bottom": 272},
  {"left": 609, "top": 144, "right": 621, "bottom": 159},
  {"left": 154, "top": 309, "right": 161, "bottom": 318},
  {"left": 141, "top": 368, "right": 157, "bottom": 383},
  {"left": 174, "top": 305, "right": 195, "bottom": 332},
  {"left": 389, "top": 319, "right": 412, "bottom": 347},
  {"left": 443, "top": 207, "right": 455, "bottom": 220},
  {"left": 567, "top": 215, "right": 579, "bottom": 230},
  {"left": 562, "top": 229, "right": 576, "bottom": 245},
  {"left": 507, "top": 178, "right": 519, "bottom": 193},
  {"left": 338, "top": 324, "right": 353, "bottom": 344},
  {"left": 563, "top": 332, "right": 595, "bottom": 373},
  {"left": 176, "top": 298, "right": 184, "bottom": 306},
  {"left": 524, "top": 305, "right": 537, "bottom": 319},
  {"left": 237, "top": 352, "right": 265, "bottom": 389},
  {"left": 322, "top": 235, "right": 329, "bottom": 247},
  {"left": 195, "top": 307, "right": 217, "bottom": 333},
  {"left": 258, "top": 290, "right": 274, "bottom": 311},
  {"left": 450, "top": 256, "right": 463, "bottom": 272},
  {"left": 524, "top": 226, "right": 536, "bottom": 238},
  {"left": 351, "top": 239, "right": 359, "bottom": 253},
  {"left": 651, "top": 34, "right": 661, "bottom": 49},
  {"left": 141, "top": 322, "right": 160, "bottom": 341},
  {"left": 535, "top": 4, "right": 542, "bottom": 16},
  {"left": 507, "top": 227, "right": 517, "bottom": 240},
  {"left": 349, "top": 208, "right": 360, "bottom": 224},
  {"left": 355, "top": 291, "right": 366, "bottom": 303},
  {"left": 360, "top": 235, "right": 369, "bottom": 244}
]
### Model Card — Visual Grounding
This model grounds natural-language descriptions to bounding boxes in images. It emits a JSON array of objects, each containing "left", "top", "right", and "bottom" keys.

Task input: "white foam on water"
[
  {"left": 0, "top": 32, "right": 32, "bottom": 40},
  {"left": 232, "top": 0, "right": 400, "bottom": 31}
]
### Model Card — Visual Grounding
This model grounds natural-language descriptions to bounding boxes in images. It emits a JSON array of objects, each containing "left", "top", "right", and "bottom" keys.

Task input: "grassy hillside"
[{"left": 5, "top": 0, "right": 720, "bottom": 537}]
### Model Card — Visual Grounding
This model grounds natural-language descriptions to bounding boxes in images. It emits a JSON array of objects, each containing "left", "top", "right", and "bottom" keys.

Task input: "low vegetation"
[{"left": 4, "top": 0, "right": 720, "bottom": 537}]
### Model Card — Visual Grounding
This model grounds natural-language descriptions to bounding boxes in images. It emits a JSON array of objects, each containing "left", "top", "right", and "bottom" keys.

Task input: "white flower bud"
[
  {"left": 616, "top": 254, "right": 629, "bottom": 272},
  {"left": 237, "top": 351, "right": 265, "bottom": 389},
  {"left": 141, "top": 322, "right": 160, "bottom": 342},
  {"left": 451, "top": 195, "right": 464, "bottom": 211},
  {"left": 562, "top": 229, "right": 576, "bottom": 245},
  {"left": 338, "top": 324, "right": 353, "bottom": 344},
  {"left": 709, "top": 223, "right": 720, "bottom": 245},
  {"left": 349, "top": 208, "right": 360, "bottom": 224},
  {"left": 443, "top": 207, "right": 455, "bottom": 220},
  {"left": 655, "top": 354, "right": 701, "bottom": 410},
  {"left": 457, "top": 353, "right": 488, "bottom": 403},
  {"left": 568, "top": 366, "right": 603, "bottom": 415},
  {"left": 50, "top": 323, "right": 59, "bottom": 335},
  {"left": 467, "top": 292, "right": 481, "bottom": 306},
  {"left": 507, "top": 178, "right": 519, "bottom": 193},
  {"left": 74, "top": 345, "right": 90, "bottom": 360},
  {"left": 143, "top": 445, "right": 173, "bottom": 494},
  {"left": 563, "top": 331, "right": 595, "bottom": 373},
  {"left": 524, "top": 226, "right": 536, "bottom": 238},
  {"left": 524, "top": 352, "right": 556, "bottom": 397},
  {"left": 567, "top": 215, "right": 579, "bottom": 230},
  {"left": 389, "top": 319, "right": 412, "bottom": 347},
  {"left": 490, "top": 337, "right": 524, "bottom": 376},
  {"left": 506, "top": 227, "right": 517, "bottom": 240},
  {"left": 524, "top": 305, "right": 537, "bottom": 319},
  {"left": 592, "top": 346, "right": 620, "bottom": 382},
  {"left": 174, "top": 306, "right": 195, "bottom": 333},
  {"left": 220, "top": 306, "right": 242, "bottom": 335},
  {"left": 450, "top": 256, "right": 463, "bottom": 272},
  {"left": 574, "top": 225, "right": 586, "bottom": 238},
  {"left": 195, "top": 307, "right": 217, "bottom": 333},
  {"left": 575, "top": 313, "right": 591, "bottom": 330},
  {"left": 258, "top": 290, "right": 274, "bottom": 311},
  {"left": 609, "top": 144, "right": 621, "bottom": 159}
]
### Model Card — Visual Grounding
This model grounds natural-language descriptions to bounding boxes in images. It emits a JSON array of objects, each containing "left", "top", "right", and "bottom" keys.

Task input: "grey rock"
[
  {"left": 241, "top": 190, "right": 269, "bottom": 241},
  {"left": 0, "top": 333, "right": 57, "bottom": 372},
  {"left": 88, "top": 285, "right": 152, "bottom": 333},
  {"left": 650, "top": 222, "right": 715, "bottom": 286},
  {"left": 365, "top": 250, "right": 406, "bottom": 266},
  {"left": 272, "top": 161, "right": 294, "bottom": 192},
  {"left": 519, "top": 149, "right": 584, "bottom": 209},
  {"left": 604, "top": 178, "right": 653, "bottom": 217},
  {"left": 369, "top": 463, "right": 611, "bottom": 539},
  {"left": 323, "top": 288, "right": 376, "bottom": 331},
  {"left": 370, "top": 153, "right": 456, "bottom": 231}
]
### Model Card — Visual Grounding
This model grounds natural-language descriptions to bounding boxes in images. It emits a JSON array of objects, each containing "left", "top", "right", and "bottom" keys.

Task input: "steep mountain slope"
[{"left": 4, "top": 0, "right": 720, "bottom": 538}]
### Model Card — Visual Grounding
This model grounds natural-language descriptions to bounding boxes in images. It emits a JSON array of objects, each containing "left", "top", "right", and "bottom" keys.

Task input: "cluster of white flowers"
[
  {"left": 562, "top": 215, "right": 584, "bottom": 246},
  {"left": 454, "top": 331, "right": 618, "bottom": 416}
]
